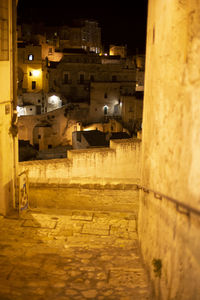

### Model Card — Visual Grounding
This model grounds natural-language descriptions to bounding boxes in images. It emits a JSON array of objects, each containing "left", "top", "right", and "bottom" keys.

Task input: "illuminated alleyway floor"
[{"left": 0, "top": 209, "right": 153, "bottom": 300}]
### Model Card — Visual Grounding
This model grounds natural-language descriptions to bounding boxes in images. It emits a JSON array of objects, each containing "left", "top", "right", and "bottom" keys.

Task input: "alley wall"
[
  {"left": 0, "top": 0, "right": 18, "bottom": 216},
  {"left": 138, "top": 0, "right": 200, "bottom": 299}
]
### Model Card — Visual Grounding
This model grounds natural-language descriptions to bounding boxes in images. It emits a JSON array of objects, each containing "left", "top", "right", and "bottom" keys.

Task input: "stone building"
[
  {"left": 109, "top": 45, "right": 127, "bottom": 58},
  {"left": 17, "top": 20, "right": 143, "bottom": 134},
  {"left": 18, "top": 103, "right": 89, "bottom": 150},
  {"left": 17, "top": 43, "right": 64, "bottom": 115},
  {"left": 48, "top": 50, "right": 137, "bottom": 123},
  {"left": 72, "top": 130, "right": 108, "bottom": 149},
  {"left": 17, "top": 43, "right": 47, "bottom": 114},
  {"left": 1, "top": 1, "right": 200, "bottom": 299},
  {"left": 58, "top": 19, "right": 101, "bottom": 53},
  {"left": 121, "top": 94, "right": 143, "bottom": 134},
  {"left": 18, "top": 44, "right": 45, "bottom": 93},
  {"left": 0, "top": 0, "right": 18, "bottom": 215}
]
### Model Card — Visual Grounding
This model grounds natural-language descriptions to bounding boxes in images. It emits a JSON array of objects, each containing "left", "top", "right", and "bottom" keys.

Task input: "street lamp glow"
[{"left": 32, "top": 70, "right": 40, "bottom": 77}]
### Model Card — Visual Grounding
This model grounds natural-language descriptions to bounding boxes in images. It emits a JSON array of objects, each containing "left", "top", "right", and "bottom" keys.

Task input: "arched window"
[{"left": 104, "top": 105, "right": 108, "bottom": 115}]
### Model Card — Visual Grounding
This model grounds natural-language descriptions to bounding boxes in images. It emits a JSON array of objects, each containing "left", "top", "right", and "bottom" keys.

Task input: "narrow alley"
[{"left": 0, "top": 208, "right": 153, "bottom": 300}]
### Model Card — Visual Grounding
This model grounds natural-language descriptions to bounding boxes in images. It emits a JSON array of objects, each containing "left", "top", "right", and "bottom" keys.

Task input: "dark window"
[
  {"left": 32, "top": 81, "right": 36, "bottom": 90},
  {"left": 38, "top": 135, "right": 41, "bottom": 139},
  {"left": 104, "top": 93, "right": 107, "bottom": 98},
  {"left": 80, "top": 74, "right": 84, "bottom": 83},
  {"left": 77, "top": 132, "right": 81, "bottom": 142},
  {"left": 112, "top": 75, "right": 117, "bottom": 82},
  {"left": 64, "top": 73, "right": 68, "bottom": 84},
  {"left": 36, "top": 105, "right": 41, "bottom": 114},
  {"left": 29, "top": 71, "right": 32, "bottom": 76},
  {"left": 38, "top": 99, "right": 41, "bottom": 103},
  {"left": 48, "top": 144, "right": 52, "bottom": 149},
  {"left": 114, "top": 104, "right": 119, "bottom": 114},
  {"left": 129, "top": 106, "right": 133, "bottom": 112},
  {"left": 90, "top": 75, "right": 94, "bottom": 82}
]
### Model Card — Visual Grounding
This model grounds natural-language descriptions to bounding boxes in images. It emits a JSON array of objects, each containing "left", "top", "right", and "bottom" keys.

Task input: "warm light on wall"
[
  {"left": 47, "top": 95, "right": 62, "bottom": 112},
  {"left": 32, "top": 70, "right": 40, "bottom": 77},
  {"left": 48, "top": 95, "right": 61, "bottom": 105}
]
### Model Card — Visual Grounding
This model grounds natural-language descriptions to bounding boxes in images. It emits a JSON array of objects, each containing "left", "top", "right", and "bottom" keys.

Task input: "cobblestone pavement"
[{"left": 0, "top": 209, "right": 153, "bottom": 300}]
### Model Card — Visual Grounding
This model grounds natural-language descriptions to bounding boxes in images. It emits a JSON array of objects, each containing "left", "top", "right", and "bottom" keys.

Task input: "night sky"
[{"left": 17, "top": 0, "right": 148, "bottom": 54}]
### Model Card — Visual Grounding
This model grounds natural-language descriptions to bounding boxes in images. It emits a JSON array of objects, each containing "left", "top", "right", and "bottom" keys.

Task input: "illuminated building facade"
[{"left": 109, "top": 45, "right": 127, "bottom": 58}]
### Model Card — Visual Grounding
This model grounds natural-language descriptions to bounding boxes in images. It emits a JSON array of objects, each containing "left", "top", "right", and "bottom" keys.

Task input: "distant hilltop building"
[
  {"left": 17, "top": 18, "right": 145, "bottom": 152},
  {"left": 109, "top": 45, "right": 127, "bottom": 58},
  {"left": 18, "top": 19, "right": 102, "bottom": 56}
]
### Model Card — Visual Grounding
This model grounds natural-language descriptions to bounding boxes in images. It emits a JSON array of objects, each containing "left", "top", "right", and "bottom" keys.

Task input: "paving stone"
[
  {"left": 65, "top": 289, "right": 78, "bottom": 296},
  {"left": 0, "top": 208, "right": 153, "bottom": 299},
  {"left": 82, "top": 223, "right": 110, "bottom": 236},
  {"left": 72, "top": 211, "right": 93, "bottom": 221},
  {"left": 82, "top": 289, "right": 98, "bottom": 298}
]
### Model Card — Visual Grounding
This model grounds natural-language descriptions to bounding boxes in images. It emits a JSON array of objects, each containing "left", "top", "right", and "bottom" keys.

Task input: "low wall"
[
  {"left": 19, "top": 139, "right": 141, "bottom": 185},
  {"left": 19, "top": 138, "right": 141, "bottom": 211},
  {"left": 29, "top": 184, "right": 139, "bottom": 212}
]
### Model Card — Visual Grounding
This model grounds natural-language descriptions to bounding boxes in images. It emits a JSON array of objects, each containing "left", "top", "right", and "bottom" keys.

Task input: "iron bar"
[{"left": 137, "top": 185, "right": 200, "bottom": 217}]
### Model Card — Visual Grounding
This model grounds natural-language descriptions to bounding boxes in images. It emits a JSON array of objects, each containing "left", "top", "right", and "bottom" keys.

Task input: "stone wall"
[
  {"left": 18, "top": 104, "right": 89, "bottom": 147},
  {"left": 19, "top": 138, "right": 141, "bottom": 185},
  {"left": 0, "top": 0, "right": 18, "bottom": 216},
  {"left": 138, "top": 0, "right": 200, "bottom": 299},
  {"left": 28, "top": 184, "right": 139, "bottom": 212},
  {"left": 19, "top": 139, "right": 141, "bottom": 210}
]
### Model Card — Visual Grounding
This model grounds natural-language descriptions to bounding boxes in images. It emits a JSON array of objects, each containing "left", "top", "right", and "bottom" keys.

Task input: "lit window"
[{"left": 28, "top": 54, "right": 34, "bottom": 61}]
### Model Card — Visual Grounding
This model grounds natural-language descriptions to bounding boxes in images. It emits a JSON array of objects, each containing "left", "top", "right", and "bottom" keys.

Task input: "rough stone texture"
[
  {"left": 19, "top": 139, "right": 141, "bottom": 212},
  {"left": 0, "top": 1, "right": 18, "bottom": 216},
  {"left": 0, "top": 209, "right": 153, "bottom": 299},
  {"left": 19, "top": 139, "right": 141, "bottom": 185},
  {"left": 28, "top": 185, "right": 139, "bottom": 213},
  {"left": 138, "top": 1, "right": 200, "bottom": 299}
]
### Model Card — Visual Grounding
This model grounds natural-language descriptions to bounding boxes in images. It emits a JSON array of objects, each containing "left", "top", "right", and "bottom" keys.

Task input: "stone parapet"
[{"left": 19, "top": 138, "right": 141, "bottom": 186}]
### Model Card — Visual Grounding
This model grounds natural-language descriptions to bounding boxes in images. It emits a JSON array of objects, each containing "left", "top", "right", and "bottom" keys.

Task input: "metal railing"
[{"left": 136, "top": 184, "right": 200, "bottom": 218}]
